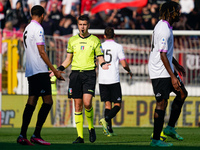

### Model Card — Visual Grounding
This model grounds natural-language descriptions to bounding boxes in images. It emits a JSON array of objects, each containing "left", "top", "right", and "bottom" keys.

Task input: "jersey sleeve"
[
  {"left": 67, "top": 37, "right": 73, "bottom": 53},
  {"left": 118, "top": 44, "right": 126, "bottom": 60},
  {"left": 35, "top": 27, "right": 45, "bottom": 45},
  {"left": 158, "top": 28, "right": 170, "bottom": 53},
  {"left": 95, "top": 38, "right": 104, "bottom": 56}
]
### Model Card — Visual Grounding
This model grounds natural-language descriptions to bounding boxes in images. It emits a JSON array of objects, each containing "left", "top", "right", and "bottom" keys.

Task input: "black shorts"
[
  {"left": 28, "top": 73, "right": 51, "bottom": 96},
  {"left": 68, "top": 70, "right": 96, "bottom": 98},
  {"left": 151, "top": 71, "right": 184, "bottom": 102},
  {"left": 99, "top": 82, "right": 122, "bottom": 103}
]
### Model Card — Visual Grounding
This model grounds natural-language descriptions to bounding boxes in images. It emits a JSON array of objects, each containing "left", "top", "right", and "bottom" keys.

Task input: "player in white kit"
[
  {"left": 17, "top": 5, "right": 64, "bottom": 146},
  {"left": 148, "top": 1, "right": 188, "bottom": 147},
  {"left": 99, "top": 27, "right": 133, "bottom": 136}
]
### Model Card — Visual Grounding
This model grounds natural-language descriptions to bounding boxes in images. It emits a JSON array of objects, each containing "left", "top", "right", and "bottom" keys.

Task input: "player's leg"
[
  {"left": 17, "top": 74, "right": 42, "bottom": 145},
  {"left": 30, "top": 73, "right": 53, "bottom": 145},
  {"left": 153, "top": 99, "right": 167, "bottom": 140},
  {"left": 17, "top": 96, "right": 38, "bottom": 145},
  {"left": 73, "top": 98, "right": 84, "bottom": 143},
  {"left": 99, "top": 84, "right": 110, "bottom": 135},
  {"left": 68, "top": 71, "right": 85, "bottom": 143},
  {"left": 30, "top": 95, "right": 52, "bottom": 145},
  {"left": 82, "top": 70, "right": 96, "bottom": 143},
  {"left": 105, "top": 83, "right": 121, "bottom": 128},
  {"left": 164, "top": 76, "right": 188, "bottom": 140},
  {"left": 150, "top": 78, "right": 173, "bottom": 147},
  {"left": 104, "top": 101, "right": 112, "bottom": 134},
  {"left": 83, "top": 93, "right": 96, "bottom": 143},
  {"left": 151, "top": 99, "right": 173, "bottom": 147},
  {"left": 105, "top": 102, "right": 121, "bottom": 136},
  {"left": 100, "top": 83, "right": 121, "bottom": 136}
]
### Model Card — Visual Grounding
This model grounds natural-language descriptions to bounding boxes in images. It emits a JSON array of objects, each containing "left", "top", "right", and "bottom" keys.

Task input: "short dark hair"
[
  {"left": 104, "top": 27, "right": 114, "bottom": 39},
  {"left": 78, "top": 15, "right": 90, "bottom": 23},
  {"left": 31, "top": 5, "right": 45, "bottom": 17},
  {"left": 159, "top": 1, "right": 181, "bottom": 20}
]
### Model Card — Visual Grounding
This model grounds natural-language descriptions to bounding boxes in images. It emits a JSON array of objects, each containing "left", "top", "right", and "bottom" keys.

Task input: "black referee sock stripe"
[
  {"left": 75, "top": 112, "right": 83, "bottom": 115},
  {"left": 85, "top": 107, "right": 93, "bottom": 112},
  {"left": 153, "top": 109, "right": 165, "bottom": 140},
  {"left": 20, "top": 104, "right": 35, "bottom": 138}
]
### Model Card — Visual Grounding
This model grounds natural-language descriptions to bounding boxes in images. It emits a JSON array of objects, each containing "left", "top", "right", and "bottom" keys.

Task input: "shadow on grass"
[{"left": 0, "top": 142, "right": 199, "bottom": 150}]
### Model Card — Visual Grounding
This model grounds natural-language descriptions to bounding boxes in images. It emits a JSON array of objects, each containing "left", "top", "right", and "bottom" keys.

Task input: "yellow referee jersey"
[{"left": 67, "top": 34, "right": 103, "bottom": 70}]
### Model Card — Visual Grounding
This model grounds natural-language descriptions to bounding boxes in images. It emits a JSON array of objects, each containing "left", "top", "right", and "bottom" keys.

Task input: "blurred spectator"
[
  {"left": 0, "top": 1, "right": 5, "bottom": 29},
  {"left": 90, "top": 13, "right": 105, "bottom": 29},
  {"left": 42, "top": 14, "right": 56, "bottom": 36},
  {"left": 65, "top": 14, "right": 77, "bottom": 26},
  {"left": 180, "top": 0, "right": 194, "bottom": 14},
  {"left": 3, "top": 21, "right": 17, "bottom": 39},
  {"left": 40, "top": 0, "right": 47, "bottom": 9},
  {"left": 109, "top": 15, "right": 121, "bottom": 29},
  {"left": 46, "top": 0, "right": 62, "bottom": 15},
  {"left": 15, "top": 22, "right": 26, "bottom": 41},
  {"left": 10, "top": 0, "right": 18, "bottom": 9},
  {"left": 62, "top": 0, "right": 80, "bottom": 17},
  {"left": 27, "top": 0, "right": 40, "bottom": 10},
  {"left": 150, "top": 2, "right": 159, "bottom": 28},
  {"left": 49, "top": 2, "right": 63, "bottom": 29},
  {"left": 173, "top": 14, "right": 187, "bottom": 30},
  {"left": 22, "top": 1, "right": 31, "bottom": 22},
  {"left": 135, "top": 14, "right": 145, "bottom": 29},
  {"left": 104, "top": 9, "right": 117, "bottom": 27},
  {"left": 0, "top": 1, "right": 4, "bottom": 12},
  {"left": 141, "top": 6, "right": 152, "bottom": 29},
  {"left": 81, "top": 0, "right": 96, "bottom": 15},
  {"left": 1, "top": 0, "right": 12, "bottom": 29},
  {"left": 129, "top": 18, "right": 136, "bottom": 29},
  {"left": 185, "top": 7, "right": 200, "bottom": 30},
  {"left": 5, "top": 0, "right": 28, "bottom": 29},
  {"left": 58, "top": 17, "right": 73, "bottom": 36}
]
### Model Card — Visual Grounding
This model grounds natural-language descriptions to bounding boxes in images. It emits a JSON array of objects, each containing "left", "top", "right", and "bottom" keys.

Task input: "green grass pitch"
[{"left": 0, "top": 127, "right": 200, "bottom": 150}]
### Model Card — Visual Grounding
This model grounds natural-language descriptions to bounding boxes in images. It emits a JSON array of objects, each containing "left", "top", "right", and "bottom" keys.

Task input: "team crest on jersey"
[
  {"left": 161, "top": 37, "right": 166, "bottom": 49},
  {"left": 81, "top": 46, "right": 84, "bottom": 50}
]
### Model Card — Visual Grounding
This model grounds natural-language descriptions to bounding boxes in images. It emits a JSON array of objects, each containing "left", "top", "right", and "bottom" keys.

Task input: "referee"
[{"left": 57, "top": 15, "right": 110, "bottom": 144}]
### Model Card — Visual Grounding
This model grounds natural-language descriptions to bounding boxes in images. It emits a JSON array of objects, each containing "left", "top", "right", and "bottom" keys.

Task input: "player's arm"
[
  {"left": 120, "top": 59, "right": 133, "bottom": 78},
  {"left": 172, "top": 57, "right": 186, "bottom": 76},
  {"left": 56, "top": 53, "right": 73, "bottom": 72},
  {"left": 97, "top": 56, "right": 110, "bottom": 70},
  {"left": 60, "top": 53, "right": 73, "bottom": 69},
  {"left": 160, "top": 52, "right": 180, "bottom": 91},
  {"left": 37, "top": 45, "right": 65, "bottom": 81}
]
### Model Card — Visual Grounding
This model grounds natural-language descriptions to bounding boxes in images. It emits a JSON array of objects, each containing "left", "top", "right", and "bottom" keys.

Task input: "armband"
[
  {"left": 100, "top": 62, "right": 106, "bottom": 68},
  {"left": 57, "top": 65, "right": 65, "bottom": 71}
]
